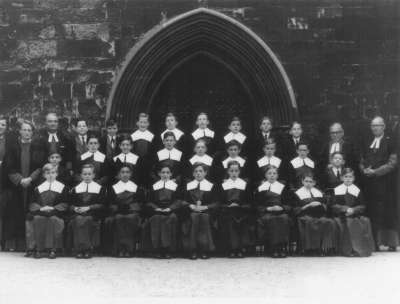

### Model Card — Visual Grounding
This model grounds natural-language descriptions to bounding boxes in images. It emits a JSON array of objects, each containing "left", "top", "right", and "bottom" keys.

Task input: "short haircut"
[
  {"left": 74, "top": 118, "right": 87, "bottom": 127},
  {"left": 137, "top": 113, "right": 149, "bottom": 120},
  {"left": 106, "top": 119, "right": 118, "bottom": 127},
  {"left": 163, "top": 131, "right": 176, "bottom": 140},
  {"left": 330, "top": 151, "right": 345, "bottom": 160},
  {"left": 230, "top": 116, "right": 241, "bottom": 124},
  {"left": 226, "top": 139, "right": 242, "bottom": 150},
  {"left": 157, "top": 162, "right": 172, "bottom": 173},
  {"left": 341, "top": 167, "right": 355, "bottom": 177},
  {"left": 196, "top": 112, "right": 209, "bottom": 119},
  {"left": 226, "top": 160, "right": 241, "bottom": 171},
  {"left": 19, "top": 120, "right": 34, "bottom": 131},
  {"left": 192, "top": 162, "right": 208, "bottom": 173},
  {"left": 81, "top": 163, "right": 95, "bottom": 173},
  {"left": 290, "top": 121, "right": 302, "bottom": 129},
  {"left": 260, "top": 116, "right": 273, "bottom": 125},
  {"left": 297, "top": 141, "right": 309, "bottom": 149},
  {"left": 165, "top": 112, "right": 177, "bottom": 121},
  {"left": 263, "top": 164, "right": 278, "bottom": 175},
  {"left": 118, "top": 164, "right": 132, "bottom": 172},
  {"left": 117, "top": 133, "right": 132, "bottom": 145},
  {"left": 87, "top": 134, "right": 99, "bottom": 142},
  {"left": 263, "top": 138, "right": 276, "bottom": 147},
  {"left": 301, "top": 172, "right": 315, "bottom": 181}
]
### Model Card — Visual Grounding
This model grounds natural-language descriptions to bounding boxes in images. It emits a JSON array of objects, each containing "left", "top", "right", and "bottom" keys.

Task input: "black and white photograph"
[{"left": 0, "top": 0, "right": 398, "bottom": 303}]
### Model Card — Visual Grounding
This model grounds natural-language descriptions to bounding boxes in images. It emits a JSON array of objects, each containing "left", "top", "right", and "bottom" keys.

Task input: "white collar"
[
  {"left": 257, "top": 156, "right": 281, "bottom": 168},
  {"left": 222, "top": 178, "right": 247, "bottom": 190},
  {"left": 224, "top": 132, "right": 246, "bottom": 144},
  {"left": 113, "top": 180, "right": 138, "bottom": 194},
  {"left": 334, "top": 184, "right": 360, "bottom": 197},
  {"left": 189, "top": 154, "right": 213, "bottom": 166},
  {"left": 222, "top": 156, "right": 246, "bottom": 168},
  {"left": 38, "top": 180, "right": 64, "bottom": 194},
  {"left": 258, "top": 181, "right": 284, "bottom": 194},
  {"left": 75, "top": 181, "right": 101, "bottom": 194},
  {"left": 332, "top": 167, "right": 341, "bottom": 174},
  {"left": 330, "top": 142, "right": 341, "bottom": 154},
  {"left": 131, "top": 129, "right": 154, "bottom": 142},
  {"left": 187, "top": 179, "right": 213, "bottom": 191},
  {"left": 161, "top": 128, "right": 184, "bottom": 141},
  {"left": 153, "top": 180, "right": 178, "bottom": 191},
  {"left": 157, "top": 148, "right": 182, "bottom": 161},
  {"left": 81, "top": 151, "right": 106, "bottom": 162},
  {"left": 290, "top": 157, "right": 314, "bottom": 169},
  {"left": 295, "top": 187, "right": 323, "bottom": 200},
  {"left": 113, "top": 152, "right": 139, "bottom": 165},
  {"left": 108, "top": 135, "right": 116, "bottom": 140},
  {"left": 192, "top": 128, "right": 215, "bottom": 140},
  {"left": 48, "top": 132, "right": 59, "bottom": 142},
  {"left": 370, "top": 135, "right": 384, "bottom": 149}
]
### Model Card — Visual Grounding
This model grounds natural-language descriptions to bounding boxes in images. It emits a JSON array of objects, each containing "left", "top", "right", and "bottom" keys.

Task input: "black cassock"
[
  {"left": 360, "top": 134, "right": 398, "bottom": 247},
  {"left": 294, "top": 187, "right": 337, "bottom": 251},
  {"left": 256, "top": 180, "right": 291, "bottom": 248},
  {"left": 69, "top": 181, "right": 105, "bottom": 251},
  {"left": 288, "top": 157, "right": 316, "bottom": 189},
  {"left": 151, "top": 148, "right": 184, "bottom": 185},
  {"left": 108, "top": 180, "right": 143, "bottom": 253},
  {"left": 112, "top": 152, "right": 139, "bottom": 183},
  {"left": 131, "top": 129, "right": 156, "bottom": 187},
  {"left": 182, "top": 179, "right": 219, "bottom": 253},
  {"left": 76, "top": 151, "right": 110, "bottom": 186},
  {"left": 27, "top": 180, "right": 68, "bottom": 251},
  {"left": 331, "top": 184, "right": 374, "bottom": 257},
  {"left": 219, "top": 178, "right": 252, "bottom": 252},
  {"left": 144, "top": 180, "right": 182, "bottom": 252},
  {"left": 158, "top": 128, "right": 187, "bottom": 153}
]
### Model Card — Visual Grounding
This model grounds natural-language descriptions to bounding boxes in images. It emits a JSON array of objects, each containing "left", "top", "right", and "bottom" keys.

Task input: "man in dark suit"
[{"left": 99, "top": 119, "right": 119, "bottom": 160}]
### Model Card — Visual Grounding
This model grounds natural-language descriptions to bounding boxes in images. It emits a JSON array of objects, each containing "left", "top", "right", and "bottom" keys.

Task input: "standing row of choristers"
[{"left": 0, "top": 112, "right": 397, "bottom": 260}]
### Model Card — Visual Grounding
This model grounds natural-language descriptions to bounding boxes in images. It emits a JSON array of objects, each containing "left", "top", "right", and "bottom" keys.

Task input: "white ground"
[{"left": 1, "top": 252, "right": 399, "bottom": 304}]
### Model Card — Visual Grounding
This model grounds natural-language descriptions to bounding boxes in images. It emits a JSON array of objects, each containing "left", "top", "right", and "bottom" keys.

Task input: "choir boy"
[
  {"left": 322, "top": 152, "right": 345, "bottom": 192},
  {"left": 190, "top": 112, "right": 217, "bottom": 156},
  {"left": 219, "top": 140, "right": 248, "bottom": 181},
  {"left": 288, "top": 142, "right": 315, "bottom": 189},
  {"left": 256, "top": 138, "right": 283, "bottom": 182},
  {"left": 113, "top": 134, "right": 139, "bottom": 182},
  {"left": 159, "top": 113, "right": 186, "bottom": 152},
  {"left": 222, "top": 117, "right": 248, "bottom": 156},
  {"left": 187, "top": 139, "right": 214, "bottom": 181}
]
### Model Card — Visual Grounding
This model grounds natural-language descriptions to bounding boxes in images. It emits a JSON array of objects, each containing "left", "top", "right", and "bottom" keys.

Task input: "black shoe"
[
  {"left": 236, "top": 251, "right": 244, "bottom": 258},
  {"left": 279, "top": 251, "right": 287, "bottom": 258},
  {"left": 229, "top": 252, "right": 236, "bottom": 258},
  {"left": 200, "top": 253, "right": 209, "bottom": 259},
  {"left": 76, "top": 252, "right": 83, "bottom": 259},
  {"left": 190, "top": 253, "right": 197, "bottom": 260},
  {"left": 48, "top": 250, "right": 57, "bottom": 259},
  {"left": 155, "top": 252, "right": 163, "bottom": 259},
  {"left": 24, "top": 250, "right": 34, "bottom": 258},
  {"left": 34, "top": 251, "right": 42, "bottom": 259},
  {"left": 83, "top": 251, "right": 92, "bottom": 259},
  {"left": 388, "top": 246, "right": 397, "bottom": 252},
  {"left": 272, "top": 251, "right": 280, "bottom": 258},
  {"left": 164, "top": 253, "right": 172, "bottom": 259},
  {"left": 118, "top": 251, "right": 125, "bottom": 258}
]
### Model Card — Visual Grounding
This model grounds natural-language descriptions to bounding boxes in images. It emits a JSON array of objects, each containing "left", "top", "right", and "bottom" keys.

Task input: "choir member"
[
  {"left": 159, "top": 113, "right": 186, "bottom": 152},
  {"left": 222, "top": 117, "right": 248, "bottom": 156},
  {"left": 112, "top": 134, "right": 139, "bottom": 182},
  {"left": 331, "top": 168, "right": 375, "bottom": 257},
  {"left": 322, "top": 152, "right": 345, "bottom": 192},
  {"left": 182, "top": 163, "right": 219, "bottom": 259},
  {"left": 255, "top": 116, "right": 279, "bottom": 158},
  {"left": 3, "top": 121, "right": 47, "bottom": 251},
  {"left": 73, "top": 119, "right": 90, "bottom": 161},
  {"left": 146, "top": 164, "right": 182, "bottom": 258},
  {"left": 187, "top": 139, "right": 214, "bottom": 181},
  {"left": 219, "top": 161, "right": 252, "bottom": 258},
  {"left": 190, "top": 112, "right": 217, "bottom": 156},
  {"left": 130, "top": 113, "right": 155, "bottom": 187},
  {"left": 282, "top": 121, "right": 305, "bottom": 162},
  {"left": 45, "top": 151, "right": 73, "bottom": 186},
  {"left": 27, "top": 164, "right": 68, "bottom": 259},
  {"left": 360, "top": 116, "right": 398, "bottom": 251},
  {"left": 288, "top": 142, "right": 315, "bottom": 189},
  {"left": 256, "top": 165, "right": 291, "bottom": 258},
  {"left": 294, "top": 173, "right": 337, "bottom": 255},
  {"left": 109, "top": 165, "right": 143, "bottom": 257},
  {"left": 99, "top": 119, "right": 119, "bottom": 160},
  {"left": 219, "top": 140, "right": 248, "bottom": 181},
  {"left": 256, "top": 138, "right": 283, "bottom": 182},
  {"left": 69, "top": 164, "right": 106, "bottom": 258}
]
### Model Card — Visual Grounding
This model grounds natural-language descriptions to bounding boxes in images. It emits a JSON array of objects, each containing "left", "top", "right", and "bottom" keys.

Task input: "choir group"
[{"left": 0, "top": 111, "right": 397, "bottom": 260}]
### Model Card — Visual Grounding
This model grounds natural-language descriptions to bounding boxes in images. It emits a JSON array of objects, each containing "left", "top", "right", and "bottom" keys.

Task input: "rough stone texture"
[{"left": 0, "top": 0, "right": 398, "bottom": 129}]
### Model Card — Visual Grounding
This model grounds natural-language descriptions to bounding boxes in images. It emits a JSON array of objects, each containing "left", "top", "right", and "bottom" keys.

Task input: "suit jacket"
[
  {"left": 319, "top": 138, "right": 358, "bottom": 171},
  {"left": 38, "top": 129, "right": 74, "bottom": 165},
  {"left": 99, "top": 135, "right": 120, "bottom": 160}
]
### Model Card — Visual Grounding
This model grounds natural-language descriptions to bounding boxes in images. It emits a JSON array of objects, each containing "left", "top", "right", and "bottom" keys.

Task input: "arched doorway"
[{"left": 107, "top": 8, "right": 298, "bottom": 132}]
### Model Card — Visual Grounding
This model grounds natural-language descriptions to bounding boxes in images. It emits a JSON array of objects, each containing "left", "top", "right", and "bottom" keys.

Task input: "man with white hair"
[{"left": 360, "top": 116, "right": 398, "bottom": 251}]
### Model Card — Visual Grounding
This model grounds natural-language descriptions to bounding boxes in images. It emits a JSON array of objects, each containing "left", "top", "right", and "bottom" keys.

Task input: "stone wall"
[{"left": 0, "top": 0, "right": 398, "bottom": 133}]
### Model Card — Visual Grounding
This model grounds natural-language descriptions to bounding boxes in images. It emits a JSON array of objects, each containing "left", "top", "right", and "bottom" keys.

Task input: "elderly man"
[
  {"left": 319, "top": 122, "right": 358, "bottom": 171},
  {"left": 360, "top": 116, "right": 398, "bottom": 251}
]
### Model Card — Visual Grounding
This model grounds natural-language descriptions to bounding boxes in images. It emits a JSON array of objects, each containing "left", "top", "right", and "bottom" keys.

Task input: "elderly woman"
[{"left": 3, "top": 121, "right": 47, "bottom": 252}]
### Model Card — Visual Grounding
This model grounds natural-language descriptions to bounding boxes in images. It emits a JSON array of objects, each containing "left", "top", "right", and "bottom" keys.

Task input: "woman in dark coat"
[
  {"left": 3, "top": 121, "right": 47, "bottom": 251},
  {"left": 0, "top": 116, "right": 10, "bottom": 249}
]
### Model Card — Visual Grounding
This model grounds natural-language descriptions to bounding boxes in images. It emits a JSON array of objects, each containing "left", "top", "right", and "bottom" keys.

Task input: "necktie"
[
  {"left": 86, "top": 183, "right": 89, "bottom": 193},
  {"left": 203, "top": 130, "right": 206, "bottom": 138},
  {"left": 268, "top": 183, "right": 271, "bottom": 191},
  {"left": 111, "top": 138, "right": 115, "bottom": 149},
  {"left": 123, "top": 154, "right": 127, "bottom": 163},
  {"left": 51, "top": 134, "right": 56, "bottom": 143},
  {"left": 81, "top": 136, "right": 85, "bottom": 145}
]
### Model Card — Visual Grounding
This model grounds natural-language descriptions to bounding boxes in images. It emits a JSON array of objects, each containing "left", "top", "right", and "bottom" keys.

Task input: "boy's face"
[
  {"left": 159, "top": 167, "right": 172, "bottom": 180},
  {"left": 119, "top": 167, "right": 132, "bottom": 182},
  {"left": 44, "top": 168, "right": 58, "bottom": 182},
  {"left": 297, "top": 145, "right": 309, "bottom": 158},
  {"left": 87, "top": 138, "right": 99, "bottom": 152},
  {"left": 290, "top": 124, "right": 302, "bottom": 138},
  {"left": 342, "top": 173, "right": 354, "bottom": 186},
  {"left": 331, "top": 154, "right": 344, "bottom": 167},
  {"left": 228, "top": 165, "right": 240, "bottom": 179},
  {"left": 260, "top": 119, "right": 272, "bottom": 133},
  {"left": 76, "top": 121, "right": 88, "bottom": 135},
  {"left": 194, "top": 142, "right": 207, "bottom": 155},
  {"left": 193, "top": 166, "right": 206, "bottom": 180},
  {"left": 263, "top": 144, "right": 276, "bottom": 157},
  {"left": 196, "top": 114, "right": 209, "bottom": 129},
  {"left": 119, "top": 140, "right": 132, "bottom": 154},
  {"left": 107, "top": 124, "right": 118, "bottom": 137},
  {"left": 165, "top": 116, "right": 177, "bottom": 129},
  {"left": 137, "top": 117, "right": 149, "bottom": 130},
  {"left": 163, "top": 136, "right": 176, "bottom": 150},
  {"left": 48, "top": 154, "right": 62, "bottom": 165},
  {"left": 227, "top": 145, "right": 240, "bottom": 157},
  {"left": 229, "top": 121, "right": 241, "bottom": 133},
  {"left": 81, "top": 168, "right": 94, "bottom": 183},
  {"left": 266, "top": 169, "right": 278, "bottom": 182},
  {"left": 302, "top": 177, "right": 315, "bottom": 189}
]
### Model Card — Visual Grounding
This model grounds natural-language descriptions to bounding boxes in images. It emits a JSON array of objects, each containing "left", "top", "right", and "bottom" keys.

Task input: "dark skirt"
[
  {"left": 182, "top": 212, "right": 215, "bottom": 253},
  {"left": 334, "top": 216, "right": 375, "bottom": 257},
  {"left": 113, "top": 213, "right": 141, "bottom": 252},
  {"left": 258, "top": 213, "right": 290, "bottom": 247},
  {"left": 68, "top": 215, "right": 100, "bottom": 251},
  {"left": 297, "top": 216, "right": 337, "bottom": 251},
  {"left": 148, "top": 213, "right": 178, "bottom": 251},
  {"left": 29, "top": 215, "right": 64, "bottom": 251}
]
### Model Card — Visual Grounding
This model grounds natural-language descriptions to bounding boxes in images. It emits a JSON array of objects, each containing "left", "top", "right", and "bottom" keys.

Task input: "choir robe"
[
  {"left": 27, "top": 181, "right": 68, "bottom": 251},
  {"left": 145, "top": 180, "right": 181, "bottom": 251},
  {"left": 112, "top": 152, "right": 139, "bottom": 183},
  {"left": 38, "top": 129, "right": 74, "bottom": 168},
  {"left": 256, "top": 181, "right": 291, "bottom": 247},
  {"left": 182, "top": 179, "right": 219, "bottom": 253},
  {"left": 256, "top": 155, "right": 284, "bottom": 182},
  {"left": 76, "top": 151, "right": 109, "bottom": 186},
  {"left": 151, "top": 148, "right": 184, "bottom": 184},
  {"left": 288, "top": 157, "right": 315, "bottom": 189},
  {"left": 131, "top": 129, "right": 156, "bottom": 186},
  {"left": 109, "top": 180, "right": 143, "bottom": 252},
  {"left": 3, "top": 137, "right": 47, "bottom": 251},
  {"left": 222, "top": 132, "right": 249, "bottom": 157},
  {"left": 294, "top": 187, "right": 337, "bottom": 251},
  {"left": 158, "top": 128, "right": 187, "bottom": 152},
  {"left": 331, "top": 184, "right": 375, "bottom": 257},
  {"left": 218, "top": 155, "right": 249, "bottom": 182},
  {"left": 190, "top": 128, "right": 218, "bottom": 156},
  {"left": 360, "top": 134, "right": 398, "bottom": 247},
  {"left": 186, "top": 154, "right": 214, "bottom": 182},
  {"left": 219, "top": 178, "right": 252, "bottom": 251},
  {"left": 69, "top": 181, "right": 105, "bottom": 251}
]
